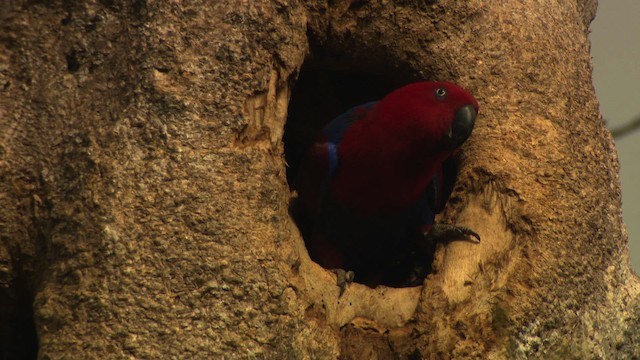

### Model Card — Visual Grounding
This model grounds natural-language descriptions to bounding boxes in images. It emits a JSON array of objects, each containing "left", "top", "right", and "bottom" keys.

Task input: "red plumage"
[
  {"left": 293, "top": 81, "right": 479, "bottom": 287},
  {"left": 332, "top": 82, "right": 478, "bottom": 215}
]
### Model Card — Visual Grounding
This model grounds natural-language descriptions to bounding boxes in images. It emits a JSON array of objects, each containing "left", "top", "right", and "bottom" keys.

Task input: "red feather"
[{"left": 332, "top": 82, "right": 478, "bottom": 215}]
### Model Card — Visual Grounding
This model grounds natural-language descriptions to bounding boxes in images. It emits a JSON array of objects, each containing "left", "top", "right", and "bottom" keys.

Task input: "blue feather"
[{"left": 322, "top": 102, "right": 377, "bottom": 144}]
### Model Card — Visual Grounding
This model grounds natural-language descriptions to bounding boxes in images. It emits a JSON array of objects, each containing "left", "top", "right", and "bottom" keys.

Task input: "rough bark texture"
[{"left": 1, "top": 0, "right": 638, "bottom": 359}]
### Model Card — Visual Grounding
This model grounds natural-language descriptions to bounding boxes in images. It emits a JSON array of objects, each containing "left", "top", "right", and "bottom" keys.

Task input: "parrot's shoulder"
[
  {"left": 293, "top": 102, "right": 376, "bottom": 216},
  {"left": 322, "top": 101, "right": 377, "bottom": 145}
]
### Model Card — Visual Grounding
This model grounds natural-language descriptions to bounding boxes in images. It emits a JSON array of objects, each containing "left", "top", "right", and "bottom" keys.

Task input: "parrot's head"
[{"left": 374, "top": 81, "right": 479, "bottom": 154}]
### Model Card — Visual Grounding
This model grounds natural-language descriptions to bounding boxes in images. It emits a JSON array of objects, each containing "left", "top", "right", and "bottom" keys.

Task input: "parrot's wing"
[
  {"left": 420, "top": 156, "right": 458, "bottom": 231},
  {"left": 294, "top": 101, "right": 378, "bottom": 217},
  {"left": 430, "top": 156, "right": 458, "bottom": 213},
  {"left": 322, "top": 101, "right": 377, "bottom": 144}
]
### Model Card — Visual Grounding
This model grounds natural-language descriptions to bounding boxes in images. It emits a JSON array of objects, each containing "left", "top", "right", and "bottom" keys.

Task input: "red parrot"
[{"left": 293, "top": 81, "right": 480, "bottom": 290}]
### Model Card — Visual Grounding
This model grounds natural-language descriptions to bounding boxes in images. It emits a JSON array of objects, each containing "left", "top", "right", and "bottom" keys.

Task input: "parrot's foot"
[
  {"left": 331, "top": 269, "right": 355, "bottom": 297},
  {"left": 425, "top": 224, "right": 481, "bottom": 243}
]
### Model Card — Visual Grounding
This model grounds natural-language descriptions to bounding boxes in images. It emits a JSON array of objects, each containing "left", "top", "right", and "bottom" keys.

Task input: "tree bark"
[{"left": 1, "top": 0, "right": 638, "bottom": 359}]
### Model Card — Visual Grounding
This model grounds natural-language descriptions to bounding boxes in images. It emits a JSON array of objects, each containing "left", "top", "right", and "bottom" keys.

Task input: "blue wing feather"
[
  {"left": 323, "top": 102, "right": 377, "bottom": 178},
  {"left": 294, "top": 102, "right": 377, "bottom": 216},
  {"left": 322, "top": 102, "right": 377, "bottom": 144}
]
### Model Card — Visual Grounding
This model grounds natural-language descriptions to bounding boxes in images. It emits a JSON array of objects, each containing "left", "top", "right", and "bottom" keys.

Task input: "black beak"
[{"left": 443, "top": 105, "right": 477, "bottom": 150}]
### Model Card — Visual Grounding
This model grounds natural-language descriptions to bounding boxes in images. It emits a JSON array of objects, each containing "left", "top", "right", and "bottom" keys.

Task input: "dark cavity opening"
[
  {"left": 285, "top": 64, "right": 442, "bottom": 289},
  {"left": 0, "top": 274, "right": 39, "bottom": 360},
  {"left": 66, "top": 51, "right": 81, "bottom": 73}
]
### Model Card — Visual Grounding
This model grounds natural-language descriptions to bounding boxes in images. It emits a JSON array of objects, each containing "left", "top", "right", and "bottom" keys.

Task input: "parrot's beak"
[{"left": 443, "top": 104, "right": 477, "bottom": 150}]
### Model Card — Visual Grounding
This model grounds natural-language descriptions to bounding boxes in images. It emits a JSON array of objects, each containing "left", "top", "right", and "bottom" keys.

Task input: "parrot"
[{"left": 292, "top": 81, "right": 480, "bottom": 291}]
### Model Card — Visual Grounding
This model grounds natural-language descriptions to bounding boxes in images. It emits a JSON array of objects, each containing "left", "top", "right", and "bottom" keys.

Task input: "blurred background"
[{"left": 590, "top": 0, "right": 640, "bottom": 273}]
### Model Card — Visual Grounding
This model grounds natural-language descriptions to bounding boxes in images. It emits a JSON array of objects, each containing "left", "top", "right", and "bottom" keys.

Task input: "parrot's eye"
[{"left": 435, "top": 87, "right": 447, "bottom": 99}]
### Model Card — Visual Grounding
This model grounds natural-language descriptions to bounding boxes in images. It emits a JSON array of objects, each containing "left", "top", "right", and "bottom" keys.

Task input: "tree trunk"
[{"left": 1, "top": 0, "right": 638, "bottom": 358}]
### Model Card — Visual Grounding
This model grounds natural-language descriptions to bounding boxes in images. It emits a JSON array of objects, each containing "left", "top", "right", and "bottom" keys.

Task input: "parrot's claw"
[
  {"left": 425, "top": 224, "right": 481, "bottom": 243},
  {"left": 331, "top": 269, "right": 355, "bottom": 297}
]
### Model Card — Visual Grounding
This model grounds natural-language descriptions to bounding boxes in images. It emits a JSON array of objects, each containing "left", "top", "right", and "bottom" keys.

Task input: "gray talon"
[
  {"left": 426, "top": 224, "right": 481, "bottom": 243},
  {"left": 331, "top": 269, "right": 355, "bottom": 297}
]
